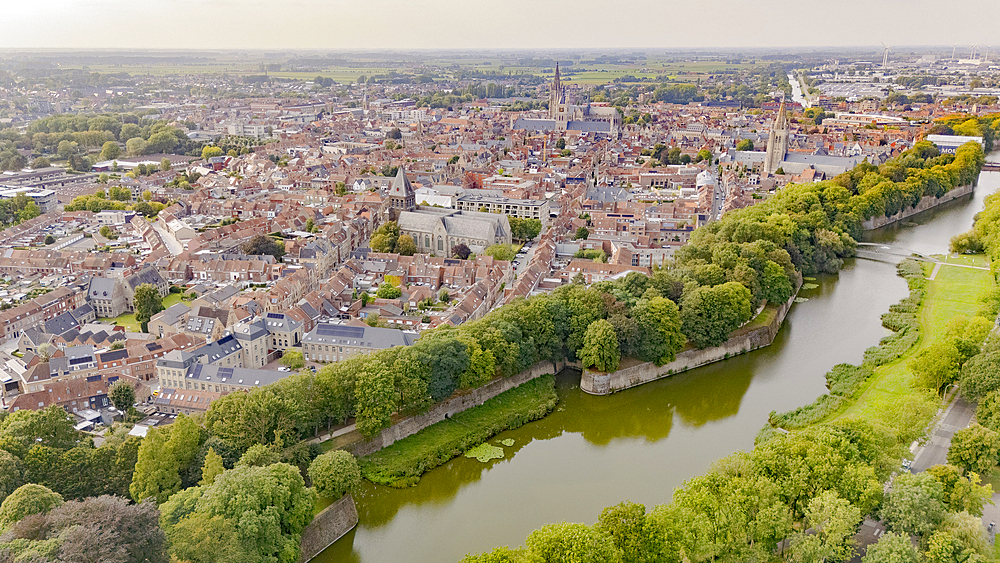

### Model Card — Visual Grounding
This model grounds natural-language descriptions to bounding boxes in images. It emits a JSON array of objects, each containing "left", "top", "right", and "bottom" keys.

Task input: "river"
[
  {"left": 789, "top": 72, "right": 807, "bottom": 107},
  {"left": 319, "top": 156, "right": 1000, "bottom": 563}
]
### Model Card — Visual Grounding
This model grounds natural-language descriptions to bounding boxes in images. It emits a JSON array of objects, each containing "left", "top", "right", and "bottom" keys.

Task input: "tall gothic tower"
[
  {"left": 764, "top": 98, "right": 789, "bottom": 175},
  {"left": 387, "top": 166, "right": 416, "bottom": 220},
  {"left": 549, "top": 63, "right": 562, "bottom": 121}
]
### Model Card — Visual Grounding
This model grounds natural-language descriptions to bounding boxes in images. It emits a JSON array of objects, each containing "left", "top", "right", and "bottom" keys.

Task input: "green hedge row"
[{"left": 359, "top": 375, "right": 558, "bottom": 487}]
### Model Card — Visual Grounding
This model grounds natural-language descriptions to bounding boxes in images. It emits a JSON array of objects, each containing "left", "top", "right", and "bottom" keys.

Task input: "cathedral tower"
[{"left": 764, "top": 98, "right": 789, "bottom": 175}]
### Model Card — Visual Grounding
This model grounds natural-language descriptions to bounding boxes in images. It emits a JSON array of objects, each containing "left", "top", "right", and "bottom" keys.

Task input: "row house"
[{"left": 0, "top": 287, "right": 88, "bottom": 341}]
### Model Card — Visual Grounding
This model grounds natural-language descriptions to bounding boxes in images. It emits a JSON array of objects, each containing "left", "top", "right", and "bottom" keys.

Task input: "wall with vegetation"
[
  {"left": 581, "top": 283, "right": 797, "bottom": 395},
  {"left": 347, "top": 360, "right": 564, "bottom": 457},
  {"left": 299, "top": 494, "right": 358, "bottom": 563},
  {"left": 862, "top": 183, "right": 975, "bottom": 230}
]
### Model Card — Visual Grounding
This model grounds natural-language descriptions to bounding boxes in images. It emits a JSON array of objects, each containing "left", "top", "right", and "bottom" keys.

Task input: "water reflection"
[{"left": 317, "top": 164, "right": 1000, "bottom": 563}]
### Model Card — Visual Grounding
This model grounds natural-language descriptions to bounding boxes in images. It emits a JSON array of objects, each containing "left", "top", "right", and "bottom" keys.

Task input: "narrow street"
[
  {"left": 910, "top": 397, "right": 976, "bottom": 473},
  {"left": 151, "top": 221, "right": 184, "bottom": 255}
]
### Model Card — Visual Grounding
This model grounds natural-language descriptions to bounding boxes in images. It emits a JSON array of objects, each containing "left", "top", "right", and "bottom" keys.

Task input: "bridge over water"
[{"left": 854, "top": 242, "right": 931, "bottom": 264}]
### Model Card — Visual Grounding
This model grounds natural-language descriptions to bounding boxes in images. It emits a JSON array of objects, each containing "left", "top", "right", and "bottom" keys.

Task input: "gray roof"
[
  {"left": 184, "top": 363, "right": 291, "bottom": 388},
  {"left": 126, "top": 266, "right": 167, "bottom": 291},
  {"left": 397, "top": 209, "right": 509, "bottom": 242},
  {"left": 197, "top": 334, "right": 242, "bottom": 363},
  {"left": 388, "top": 166, "right": 415, "bottom": 198},
  {"left": 303, "top": 323, "right": 418, "bottom": 349},
  {"left": 232, "top": 318, "right": 268, "bottom": 341},
  {"left": 88, "top": 277, "right": 118, "bottom": 300},
  {"left": 263, "top": 312, "right": 302, "bottom": 333},
  {"left": 157, "top": 349, "right": 200, "bottom": 369},
  {"left": 155, "top": 303, "right": 191, "bottom": 326}
]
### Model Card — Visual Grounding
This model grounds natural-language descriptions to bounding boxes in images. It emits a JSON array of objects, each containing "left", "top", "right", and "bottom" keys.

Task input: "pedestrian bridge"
[{"left": 854, "top": 243, "right": 930, "bottom": 265}]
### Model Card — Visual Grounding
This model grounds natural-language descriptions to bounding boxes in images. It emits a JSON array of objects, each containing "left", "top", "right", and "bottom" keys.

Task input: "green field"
[
  {"left": 55, "top": 56, "right": 768, "bottom": 86},
  {"left": 835, "top": 256, "right": 993, "bottom": 421}
]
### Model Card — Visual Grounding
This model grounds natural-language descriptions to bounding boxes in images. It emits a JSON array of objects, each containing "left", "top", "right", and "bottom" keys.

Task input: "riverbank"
[
  {"left": 766, "top": 254, "right": 995, "bottom": 440},
  {"left": 359, "top": 375, "right": 557, "bottom": 487}
]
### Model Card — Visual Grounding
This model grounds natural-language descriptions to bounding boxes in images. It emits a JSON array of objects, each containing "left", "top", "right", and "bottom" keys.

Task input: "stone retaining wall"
[
  {"left": 580, "top": 287, "right": 797, "bottom": 395},
  {"left": 347, "top": 359, "right": 564, "bottom": 457},
  {"left": 861, "top": 183, "right": 975, "bottom": 230},
  {"left": 299, "top": 493, "right": 359, "bottom": 563}
]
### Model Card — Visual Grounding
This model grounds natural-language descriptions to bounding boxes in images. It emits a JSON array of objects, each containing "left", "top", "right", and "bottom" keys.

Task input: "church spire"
[{"left": 774, "top": 97, "right": 788, "bottom": 130}]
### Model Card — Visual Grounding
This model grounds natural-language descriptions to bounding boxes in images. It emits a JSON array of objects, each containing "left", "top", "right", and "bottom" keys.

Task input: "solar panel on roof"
[
  {"left": 316, "top": 325, "right": 365, "bottom": 338},
  {"left": 218, "top": 367, "right": 234, "bottom": 377},
  {"left": 266, "top": 313, "right": 283, "bottom": 319}
]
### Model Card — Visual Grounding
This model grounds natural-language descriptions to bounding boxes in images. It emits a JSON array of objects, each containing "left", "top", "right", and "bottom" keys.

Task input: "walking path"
[
  {"left": 306, "top": 423, "right": 357, "bottom": 445},
  {"left": 910, "top": 396, "right": 976, "bottom": 472}
]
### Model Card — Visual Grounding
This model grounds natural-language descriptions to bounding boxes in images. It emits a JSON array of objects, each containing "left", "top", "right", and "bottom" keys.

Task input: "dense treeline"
[
  {"left": 0, "top": 112, "right": 203, "bottom": 171},
  {"left": 0, "top": 407, "right": 140, "bottom": 506},
  {"left": 463, "top": 420, "right": 993, "bottom": 562}
]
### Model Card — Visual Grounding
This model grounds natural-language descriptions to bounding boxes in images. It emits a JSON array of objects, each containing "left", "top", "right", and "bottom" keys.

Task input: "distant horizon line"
[{"left": 0, "top": 45, "right": 993, "bottom": 53}]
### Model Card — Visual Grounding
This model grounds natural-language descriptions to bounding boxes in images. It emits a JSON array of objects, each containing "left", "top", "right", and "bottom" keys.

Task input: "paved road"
[
  {"left": 911, "top": 397, "right": 976, "bottom": 472},
  {"left": 151, "top": 221, "right": 184, "bottom": 255}
]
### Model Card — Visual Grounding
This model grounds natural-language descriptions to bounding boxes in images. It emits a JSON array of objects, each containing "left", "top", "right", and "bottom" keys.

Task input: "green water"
[{"left": 318, "top": 163, "right": 1000, "bottom": 563}]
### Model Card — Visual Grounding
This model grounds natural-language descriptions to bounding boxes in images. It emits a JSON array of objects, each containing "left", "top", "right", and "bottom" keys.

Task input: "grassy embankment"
[
  {"left": 766, "top": 254, "right": 995, "bottom": 442},
  {"left": 357, "top": 374, "right": 557, "bottom": 488},
  {"left": 836, "top": 255, "right": 992, "bottom": 422}
]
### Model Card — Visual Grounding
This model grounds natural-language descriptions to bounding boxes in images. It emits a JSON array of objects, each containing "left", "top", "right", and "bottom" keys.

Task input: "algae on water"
[{"left": 465, "top": 443, "right": 504, "bottom": 462}]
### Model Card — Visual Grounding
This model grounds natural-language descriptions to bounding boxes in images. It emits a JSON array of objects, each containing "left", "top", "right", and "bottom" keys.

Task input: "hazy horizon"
[{"left": 4, "top": 0, "right": 998, "bottom": 51}]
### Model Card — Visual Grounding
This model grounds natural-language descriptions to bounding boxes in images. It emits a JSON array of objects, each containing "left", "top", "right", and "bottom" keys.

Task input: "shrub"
[{"left": 308, "top": 451, "right": 361, "bottom": 499}]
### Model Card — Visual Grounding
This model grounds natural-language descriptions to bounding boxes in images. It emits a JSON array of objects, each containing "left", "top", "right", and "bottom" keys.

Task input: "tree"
[
  {"left": 100, "top": 141, "right": 121, "bottom": 161},
  {"left": 580, "top": 319, "right": 621, "bottom": 373},
  {"left": 99, "top": 225, "right": 115, "bottom": 239},
  {"left": 509, "top": 217, "right": 542, "bottom": 241},
  {"left": 57, "top": 140, "right": 79, "bottom": 160},
  {"left": 761, "top": 261, "right": 793, "bottom": 304},
  {"left": 130, "top": 427, "right": 180, "bottom": 504},
  {"left": 162, "top": 463, "right": 316, "bottom": 563},
  {"left": 125, "top": 137, "right": 147, "bottom": 157},
  {"left": 595, "top": 501, "right": 663, "bottom": 563},
  {"left": 355, "top": 361, "right": 395, "bottom": 438},
  {"left": 0, "top": 450, "right": 25, "bottom": 506},
  {"left": 308, "top": 450, "right": 361, "bottom": 499},
  {"left": 44, "top": 234, "right": 55, "bottom": 245},
  {"left": 925, "top": 464, "right": 993, "bottom": 516},
  {"left": 200, "top": 448, "right": 225, "bottom": 487},
  {"left": 30, "top": 156, "right": 50, "bottom": 169},
  {"left": 0, "top": 484, "right": 63, "bottom": 528},
  {"left": 575, "top": 226, "right": 590, "bottom": 240},
  {"left": 959, "top": 350, "right": 1000, "bottom": 400},
  {"left": 0, "top": 495, "right": 169, "bottom": 561},
  {"left": 242, "top": 234, "right": 285, "bottom": 260},
  {"left": 108, "top": 185, "right": 131, "bottom": 201},
  {"left": 555, "top": 138, "right": 566, "bottom": 149},
  {"left": 0, "top": 406, "right": 81, "bottom": 451},
  {"left": 880, "top": 472, "right": 946, "bottom": 537},
  {"left": 680, "top": 282, "right": 753, "bottom": 348},
  {"left": 483, "top": 244, "right": 517, "bottom": 261},
  {"left": 947, "top": 424, "right": 1000, "bottom": 475},
  {"left": 280, "top": 349, "right": 305, "bottom": 370},
  {"left": 160, "top": 157, "right": 171, "bottom": 172},
  {"left": 525, "top": 522, "right": 619, "bottom": 563},
  {"left": 108, "top": 379, "right": 135, "bottom": 412},
  {"left": 133, "top": 283, "right": 163, "bottom": 330},
  {"left": 695, "top": 149, "right": 713, "bottom": 163},
  {"left": 631, "top": 296, "right": 686, "bottom": 365},
  {"left": 910, "top": 341, "right": 962, "bottom": 392},
  {"left": 376, "top": 285, "right": 402, "bottom": 299},
  {"left": 861, "top": 531, "right": 919, "bottom": 563},
  {"left": 439, "top": 288, "right": 451, "bottom": 303},
  {"left": 736, "top": 139, "right": 754, "bottom": 151},
  {"left": 237, "top": 444, "right": 281, "bottom": 467},
  {"left": 370, "top": 222, "right": 400, "bottom": 253},
  {"left": 396, "top": 234, "right": 417, "bottom": 256},
  {"left": 788, "top": 491, "right": 863, "bottom": 563},
  {"left": 452, "top": 243, "right": 472, "bottom": 260},
  {"left": 201, "top": 145, "right": 224, "bottom": 160}
]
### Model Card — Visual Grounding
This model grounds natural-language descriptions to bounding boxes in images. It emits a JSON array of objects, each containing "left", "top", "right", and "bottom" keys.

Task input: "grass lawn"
[
  {"left": 358, "top": 375, "right": 557, "bottom": 487},
  {"left": 834, "top": 261, "right": 993, "bottom": 422},
  {"left": 104, "top": 291, "right": 190, "bottom": 333}
]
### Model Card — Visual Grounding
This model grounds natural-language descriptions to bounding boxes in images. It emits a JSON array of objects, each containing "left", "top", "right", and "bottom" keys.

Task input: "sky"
[{"left": 2, "top": 0, "right": 998, "bottom": 51}]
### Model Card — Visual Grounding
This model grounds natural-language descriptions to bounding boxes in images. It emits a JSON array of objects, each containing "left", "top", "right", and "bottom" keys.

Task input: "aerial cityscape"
[{"left": 0, "top": 2, "right": 1000, "bottom": 563}]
